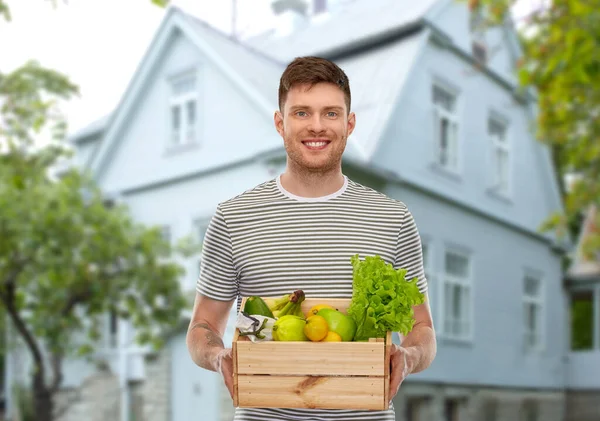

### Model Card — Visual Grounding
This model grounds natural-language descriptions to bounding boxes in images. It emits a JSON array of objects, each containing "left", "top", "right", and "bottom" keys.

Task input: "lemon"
[
  {"left": 321, "top": 331, "right": 342, "bottom": 342},
  {"left": 303, "top": 315, "right": 329, "bottom": 342}
]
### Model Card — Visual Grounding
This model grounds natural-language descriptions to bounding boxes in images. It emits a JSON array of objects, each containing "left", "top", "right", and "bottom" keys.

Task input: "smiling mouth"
[{"left": 302, "top": 140, "right": 331, "bottom": 150}]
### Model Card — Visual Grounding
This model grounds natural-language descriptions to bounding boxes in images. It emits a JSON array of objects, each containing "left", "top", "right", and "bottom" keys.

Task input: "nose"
[{"left": 307, "top": 114, "right": 325, "bottom": 134}]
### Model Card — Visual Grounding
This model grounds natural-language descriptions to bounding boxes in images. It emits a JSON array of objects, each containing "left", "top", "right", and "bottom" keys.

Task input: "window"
[
  {"left": 161, "top": 225, "right": 171, "bottom": 244},
  {"left": 194, "top": 218, "right": 210, "bottom": 267},
  {"left": 169, "top": 71, "right": 198, "bottom": 147},
  {"left": 520, "top": 400, "right": 538, "bottom": 421},
  {"left": 194, "top": 218, "right": 209, "bottom": 250},
  {"left": 444, "top": 398, "right": 463, "bottom": 421},
  {"left": 469, "top": 5, "right": 488, "bottom": 62},
  {"left": 432, "top": 84, "right": 459, "bottom": 172},
  {"left": 406, "top": 397, "right": 429, "bottom": 421},
  {"left": 523, "top": 272, "right": 544, "bottom": 351},
  {"left": 442, "top": 249, "right": 472, "bottom": 339},
  {"left": 472, "top": 42, "right": 487, "bottom": 63},
  {"left": 422, "top": 242, "right": 432, "bottom": 280},
  {"left": 107, "top": 310, "right": 118, "bottom": 348},
  {"left": 570, "top": 290, "right": 595, "bottom": 351},
  {"left": 489, "top": 117, "right": 510, "bottom": 195},
  {"left": 481, "top": 398, "right": 498, "bottom": 421}
]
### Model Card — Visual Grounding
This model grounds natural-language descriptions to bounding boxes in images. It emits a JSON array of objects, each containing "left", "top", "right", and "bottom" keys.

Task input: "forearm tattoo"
[{"left": 191, "top": 322, "right": 224, "bottom": 348}]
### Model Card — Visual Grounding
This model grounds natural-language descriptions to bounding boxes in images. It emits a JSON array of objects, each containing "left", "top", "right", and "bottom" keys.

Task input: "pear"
[{"left": 272, "top": 315, "right": 309, "bottom": 341}]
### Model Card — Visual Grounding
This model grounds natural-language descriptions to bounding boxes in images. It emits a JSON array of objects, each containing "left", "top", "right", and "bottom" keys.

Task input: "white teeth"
[{"left": 305, "top": 142, "right": 328, "bottom": 147}]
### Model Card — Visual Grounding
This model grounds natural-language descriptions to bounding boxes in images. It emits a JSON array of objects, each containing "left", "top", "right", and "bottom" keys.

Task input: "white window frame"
[
  {"left": 432, "top": 82, "right": 461, "bottom": 174},
  {"left": 488, "top": 114, "right": 511, "bottom": 196},
  {"left": 523, "top": 269, "right": 545, "bottom": 352},
  {"left": 421, "top": 239, "right": 435, "bottom": 319},
  {"left": 161, "top": 225, "right": 171, "bottom": 244},
  {"left": 168, "top": 69, "right": 199, "bottom": 148},
  {"left": 440, "top": 247, "right": 473, "bottom": 341}
]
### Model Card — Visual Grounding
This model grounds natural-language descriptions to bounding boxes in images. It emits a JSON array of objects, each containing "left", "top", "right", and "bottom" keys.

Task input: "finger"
[
  {"left": 389, "top": 358, "right": 400, "bottom": 401},
  {"left": 225, "top": 375, "right": 234, "bottom": 398}
]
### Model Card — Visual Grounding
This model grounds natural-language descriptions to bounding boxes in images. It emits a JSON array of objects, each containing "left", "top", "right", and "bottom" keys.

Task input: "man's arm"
[
  {"left": 186, "top": 292, "right": 235, "bottom": 372},
  {"left": 389, "top": 293, "right": 436, "bottom": 398},
  {"left": 400, "top": 293, "right": 437, "bottom": 374}
]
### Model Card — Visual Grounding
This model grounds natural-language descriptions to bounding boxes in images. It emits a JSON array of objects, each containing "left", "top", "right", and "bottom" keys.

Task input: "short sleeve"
[
  {"left": 395, "top": 207, "right": 428, "bottom": 294},
  {"left": 196, "top": 205, "right": 238, "bottom": 301}
]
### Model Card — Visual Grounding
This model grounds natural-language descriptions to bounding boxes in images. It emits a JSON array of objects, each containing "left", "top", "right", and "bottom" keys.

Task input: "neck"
[{"left": 280, "top": 164, "right": 345, "bottom": 198}]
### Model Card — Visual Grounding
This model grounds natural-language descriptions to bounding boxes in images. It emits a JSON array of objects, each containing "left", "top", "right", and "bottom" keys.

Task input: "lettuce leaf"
[{"left": 347, "top": 254, "right": 425, "bottom": 341}]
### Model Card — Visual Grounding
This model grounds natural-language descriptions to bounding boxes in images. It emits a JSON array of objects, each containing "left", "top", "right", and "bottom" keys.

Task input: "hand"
[
  {"left": 215, "top": 348, "right": 234, "bottom": 399},
  {"left": 389, "top": 345, "right": 414, "bottom": 401}
]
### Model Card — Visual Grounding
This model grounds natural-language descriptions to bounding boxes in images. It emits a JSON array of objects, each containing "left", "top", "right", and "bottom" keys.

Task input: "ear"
[
  {"left": 274, "top": 110, "right": 285, "bottom": 137},
  {"left": 347, "top": 112, "right": 356, "bottom": 137}
]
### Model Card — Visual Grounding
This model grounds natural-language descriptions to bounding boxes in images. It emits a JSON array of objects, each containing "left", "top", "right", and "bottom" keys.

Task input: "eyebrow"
[{"left": 289, "top": 105, "right": 344, "bottom": 112}]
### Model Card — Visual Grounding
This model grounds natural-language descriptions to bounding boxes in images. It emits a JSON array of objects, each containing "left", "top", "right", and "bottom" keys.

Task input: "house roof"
[
  {"left": 79, "top": 1, "right": 439, "bottom": 176},
  {"left": 68, "top": 113, "right": 111, "bottom": 144},
  {"left": 567, "top": 205, "right": 600, "bottom": 283},
  {"left": 247, "top": 0, "right": 441, "bottom": 61},
  {"left": 180, "top": 12, "right": 284, "bottom": 111}
]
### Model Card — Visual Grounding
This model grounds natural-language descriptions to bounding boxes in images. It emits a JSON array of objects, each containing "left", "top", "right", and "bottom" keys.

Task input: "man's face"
[{"left": 274, "top": 82, "right": 356, "bottom": 173}]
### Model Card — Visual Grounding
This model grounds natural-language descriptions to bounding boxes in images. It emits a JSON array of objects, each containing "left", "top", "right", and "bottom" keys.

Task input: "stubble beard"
[{"left": 284, "top": 133, "right": 347, "bottom": 177}]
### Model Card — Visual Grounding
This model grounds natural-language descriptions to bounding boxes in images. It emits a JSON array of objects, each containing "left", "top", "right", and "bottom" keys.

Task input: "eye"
[
  {"left": 295, "top": 111, "right": 308, "bottom": 117},
  {"left": 327, "top": 111, "right": 338, "bottom": 117}
]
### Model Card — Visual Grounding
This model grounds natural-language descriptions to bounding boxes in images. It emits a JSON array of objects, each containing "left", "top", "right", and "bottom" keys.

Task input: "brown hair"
[{"left": 278, "top": 56, "right": 351, "bottom": 113}]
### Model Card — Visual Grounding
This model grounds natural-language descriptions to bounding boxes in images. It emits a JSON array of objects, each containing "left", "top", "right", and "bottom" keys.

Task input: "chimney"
[{"left": 270, "top": 0, "right": 310, "bottom": 37}]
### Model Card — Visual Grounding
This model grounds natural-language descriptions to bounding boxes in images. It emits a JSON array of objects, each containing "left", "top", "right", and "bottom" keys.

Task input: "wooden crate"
[{"left": 232, "top": 297, "right": 392, "bottom": 411}]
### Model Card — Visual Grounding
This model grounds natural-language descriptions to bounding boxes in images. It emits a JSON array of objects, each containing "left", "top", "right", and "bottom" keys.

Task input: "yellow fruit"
[
  {"left": 305, "top": 304, "right": 335, "bottom": 319},
  {"left": 303, "top": 315, "right": 329, "bottom": 342},
  {"left": 321, "top": 331, "right": 342, "bottom": 342}
]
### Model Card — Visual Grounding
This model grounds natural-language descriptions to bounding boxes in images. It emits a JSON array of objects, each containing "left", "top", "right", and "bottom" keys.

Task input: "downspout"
[
  {"left": 594, "top": 285, "right": 600, "bottom": 350},
  {"left": 119, "top": 321, "right": 130, "bottom": 421},
  {"left": 4, "top": 315, "right": 12, "bottom": 419}
]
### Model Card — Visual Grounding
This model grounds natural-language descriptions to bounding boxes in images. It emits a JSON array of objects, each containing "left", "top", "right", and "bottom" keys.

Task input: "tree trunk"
[{"left": 32, "top": 373, "right": 54, "bottom": 421}]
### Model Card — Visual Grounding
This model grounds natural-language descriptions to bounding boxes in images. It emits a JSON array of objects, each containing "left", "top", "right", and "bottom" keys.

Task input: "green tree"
[
  {"left": 0, "top": 2, "right": 194, "bottom": 421},
  {"left": 463, "top": 0, "right": 600, "bottom": 258},
  {"left": 0, "top": 66, "right": 194, "bottom": 421}
]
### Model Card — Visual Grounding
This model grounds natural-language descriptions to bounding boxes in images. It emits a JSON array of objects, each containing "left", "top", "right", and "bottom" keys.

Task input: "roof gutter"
[{"left": 316, "top": 20, "right": 426, "bottom": 61}]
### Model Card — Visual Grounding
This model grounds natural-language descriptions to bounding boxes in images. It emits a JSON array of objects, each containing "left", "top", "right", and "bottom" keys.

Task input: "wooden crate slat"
[
  {"left": 237, "top": 375, "right": 386, "bottom": 411},
  {"left": 384, "top": 330, "right": 392, "bottom": 407},
  {"left": 236, "top": 341, "right": 384, "bottom": 376}
]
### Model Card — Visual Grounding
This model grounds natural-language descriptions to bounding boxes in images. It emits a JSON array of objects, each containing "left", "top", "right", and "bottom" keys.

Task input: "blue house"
[{"left": 6, "top": 0, "right": 599, "bottom": 420}]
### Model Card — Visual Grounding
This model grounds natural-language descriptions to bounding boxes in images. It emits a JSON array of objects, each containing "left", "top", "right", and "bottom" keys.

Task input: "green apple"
[{"left": 316, "top": 309, "right": 357, "bottom": 342}]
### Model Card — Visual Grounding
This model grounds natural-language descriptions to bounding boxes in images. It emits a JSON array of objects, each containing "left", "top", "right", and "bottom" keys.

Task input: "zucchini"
[{"left": 243, "top": 296, "right": 274, "bottom": 318}]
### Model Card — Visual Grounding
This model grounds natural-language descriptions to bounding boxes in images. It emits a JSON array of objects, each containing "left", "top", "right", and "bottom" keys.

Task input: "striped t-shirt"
[{"left": 197, "top": 174, "right": 428, "bottom": 421}]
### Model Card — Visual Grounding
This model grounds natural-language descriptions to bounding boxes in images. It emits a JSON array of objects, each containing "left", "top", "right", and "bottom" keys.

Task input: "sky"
[
  {"left": 0, "top": 0, "right": 540, "bottom": 138},
  {"left": 0, "top": 0, "right": 275, "bottom": 137}
]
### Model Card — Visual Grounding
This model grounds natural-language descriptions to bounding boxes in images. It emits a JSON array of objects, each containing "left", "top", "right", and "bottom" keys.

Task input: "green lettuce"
[{"left": 347, "top": 254, "right": 425, "bottom": 341}]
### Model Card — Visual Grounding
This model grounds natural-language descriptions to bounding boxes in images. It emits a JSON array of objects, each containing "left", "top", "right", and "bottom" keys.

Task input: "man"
[{"left": 186, "top": 56, "right": 436, "bottom": 421}]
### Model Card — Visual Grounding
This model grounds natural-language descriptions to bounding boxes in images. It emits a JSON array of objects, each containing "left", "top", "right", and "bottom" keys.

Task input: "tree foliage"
[
  {"left": 0, "top": 1, "right": 193, "bottom": 419},
  {"left": 465, "top": 0, "right": 600, "bottom": 259}
]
